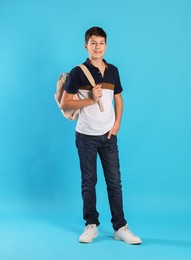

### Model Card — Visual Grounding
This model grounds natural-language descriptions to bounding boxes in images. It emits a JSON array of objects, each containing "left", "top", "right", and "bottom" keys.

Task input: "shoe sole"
[
  {"left": 114, "top": 236, "right": 142, "bottom": 245},
  {"left": 79, "top": 233, "right": 98, "bottom": 243}
]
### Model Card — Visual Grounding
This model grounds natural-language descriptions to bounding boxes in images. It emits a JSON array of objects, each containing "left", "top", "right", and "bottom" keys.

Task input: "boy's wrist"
[
  {"left": 89, "top": 98, "right": 96, "bottom": 105},
  {"left": 114, "top": 121, "right": 121, "bottom": 127}
]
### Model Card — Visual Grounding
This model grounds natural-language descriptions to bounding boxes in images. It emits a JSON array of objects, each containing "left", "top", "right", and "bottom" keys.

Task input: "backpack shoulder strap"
[
  {"left": 78, "top": 64, "right": 104, "bottom": 112},
  {"left": 78, "top": 64, "right": 96, "bottom": 87}
]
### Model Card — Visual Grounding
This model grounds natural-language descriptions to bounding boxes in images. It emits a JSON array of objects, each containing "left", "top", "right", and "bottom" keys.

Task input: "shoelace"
[
  {"left": 84, "top": 225, "right": 95, "bottom": 233},
  {"left": 123, "top": 227, "right": 136, "bottom": 237},
  {"left": 87, "top": 225, "right": 94, "bottom": 229}
]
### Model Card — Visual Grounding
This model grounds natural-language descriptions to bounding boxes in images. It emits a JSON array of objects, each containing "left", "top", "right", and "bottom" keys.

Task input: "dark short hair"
[{"left": 85, "top": 27, "right": 107, "bottom": 43}]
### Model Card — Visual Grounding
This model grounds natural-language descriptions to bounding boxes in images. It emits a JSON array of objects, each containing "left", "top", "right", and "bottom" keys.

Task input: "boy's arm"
[
  {"left": 60, "top": 91, "right": 94, "bottom": 109},
  {"left": 107, "top": 93, "right": 123, "bottom": 139},
  {"left": 60, "top": 85, "right": 102, "bottom": 110}
]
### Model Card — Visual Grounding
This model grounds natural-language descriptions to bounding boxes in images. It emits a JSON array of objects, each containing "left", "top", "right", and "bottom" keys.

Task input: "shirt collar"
[{"left": 85, "top": 58, "right": 108, "bottom": 69}]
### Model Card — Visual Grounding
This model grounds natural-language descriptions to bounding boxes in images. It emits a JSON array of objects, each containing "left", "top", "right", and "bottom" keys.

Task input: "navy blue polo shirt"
[{"left": 65, "top": 59, "right": 123, "bottom": 95}]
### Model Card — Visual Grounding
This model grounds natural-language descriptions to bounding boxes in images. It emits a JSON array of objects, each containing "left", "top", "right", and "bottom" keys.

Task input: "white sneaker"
[
  {"left": 79, "top": 224, "right": 98, "bottom": 243},
  {"left": 114, "top": 225, "right": 142, "bottom": 244}
]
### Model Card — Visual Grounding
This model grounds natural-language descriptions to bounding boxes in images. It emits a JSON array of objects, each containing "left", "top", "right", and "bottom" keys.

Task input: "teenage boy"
[{"left": 60, "top": 27, "right": 142, "bottom": 244}]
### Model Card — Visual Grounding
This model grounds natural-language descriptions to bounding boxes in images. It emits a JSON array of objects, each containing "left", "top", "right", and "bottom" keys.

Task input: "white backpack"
[{"left": 55, "top": 64, "right": 104, "bottom": 120}]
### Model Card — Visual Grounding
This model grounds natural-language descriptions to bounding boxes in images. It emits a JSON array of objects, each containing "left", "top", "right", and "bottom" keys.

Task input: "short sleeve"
[
  {"left": 113, "top": 67, "right": 123, "bottom": 95},
  {"left": 64, "top": 67, "right": 81, "bottom": 94}
]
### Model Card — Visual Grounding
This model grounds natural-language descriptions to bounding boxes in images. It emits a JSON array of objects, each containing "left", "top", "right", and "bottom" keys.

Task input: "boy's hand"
[
  {"left": 107, "top": 122, "right": 120, "bottom": 139},
  {"left": 92, "top": 84, "right": 102, "bottom": 103}
]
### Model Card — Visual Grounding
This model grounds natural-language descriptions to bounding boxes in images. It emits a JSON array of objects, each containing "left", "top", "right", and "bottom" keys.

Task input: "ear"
[{"left": 84, "top": 43, "right": 88, "bottom": 50}]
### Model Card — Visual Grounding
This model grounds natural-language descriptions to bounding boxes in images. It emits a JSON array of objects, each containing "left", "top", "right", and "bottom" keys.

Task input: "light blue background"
[{"left": 0, "top": 0, "right": 191, "bottom": 259}]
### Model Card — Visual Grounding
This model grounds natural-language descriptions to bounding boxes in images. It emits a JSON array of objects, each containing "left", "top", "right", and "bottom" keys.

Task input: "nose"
[{"left": 95, "top": 43, "right": 101, "bottom": 49}]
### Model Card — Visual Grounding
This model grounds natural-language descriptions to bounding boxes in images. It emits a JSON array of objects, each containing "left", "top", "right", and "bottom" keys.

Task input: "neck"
[{"left": 89, "top": 58, "right": 104, "bottom": 67}]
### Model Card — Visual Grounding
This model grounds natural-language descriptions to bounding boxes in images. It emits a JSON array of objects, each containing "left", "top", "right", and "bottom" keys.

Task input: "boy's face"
[{"left": 85, "top": 35, "right": 107, "bottom": 60}]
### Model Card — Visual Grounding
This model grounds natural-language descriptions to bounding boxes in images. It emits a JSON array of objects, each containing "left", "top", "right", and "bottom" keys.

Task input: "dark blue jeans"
[{"left": 76, "top": 131, "right": 127, "bottom": 231}]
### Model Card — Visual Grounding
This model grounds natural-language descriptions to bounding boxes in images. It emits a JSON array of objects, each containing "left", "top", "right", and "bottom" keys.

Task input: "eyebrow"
[{"left": 90, "top": 40, "right": 105, "bottom": 43}]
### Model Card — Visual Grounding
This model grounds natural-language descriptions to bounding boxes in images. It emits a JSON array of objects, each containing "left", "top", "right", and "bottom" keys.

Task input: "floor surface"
[{"left": 0, "top": 214, "right": 190, "bottom": 260}]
